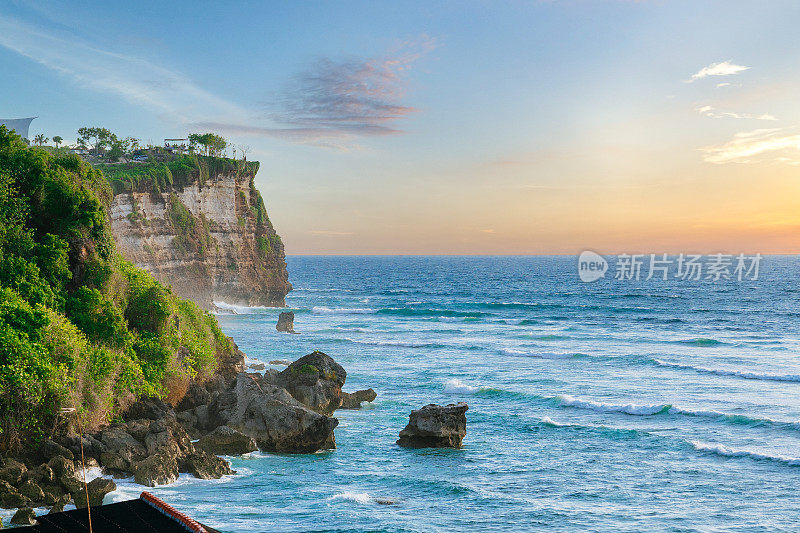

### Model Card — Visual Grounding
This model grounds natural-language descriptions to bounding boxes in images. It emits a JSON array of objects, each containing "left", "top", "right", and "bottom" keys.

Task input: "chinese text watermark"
[{"left": 578, "top": 252, "right": 761, "bottom": 282}]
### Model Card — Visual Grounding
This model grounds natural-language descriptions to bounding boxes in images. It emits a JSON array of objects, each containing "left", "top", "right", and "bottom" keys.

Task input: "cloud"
[
  {"left": 271, "top": 37, "right": 436, "bottom": 137},
  {"left": 0, "top": 13, "right": 434, "bottom": 149},
  {"left": 0, "top": 14, "right": 247, "bottom": 124},
  {"left": 695, "top": 105, "right": 776, "bottom": 121},
  {"left": 689, "top": 61, "right": 750, "bottom": 82},
  {"left": 701, "top": 128, "right": 800, "bottom": 164}
]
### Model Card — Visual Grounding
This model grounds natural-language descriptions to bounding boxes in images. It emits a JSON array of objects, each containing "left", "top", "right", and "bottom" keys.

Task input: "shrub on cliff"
[{"left": 0, "top": 126, "right": 235, "bottom": 453}]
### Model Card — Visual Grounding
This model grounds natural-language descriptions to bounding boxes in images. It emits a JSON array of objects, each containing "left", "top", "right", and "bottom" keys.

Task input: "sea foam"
[{"left": 690, "top": 441, "right": 800, "bottom": 466}]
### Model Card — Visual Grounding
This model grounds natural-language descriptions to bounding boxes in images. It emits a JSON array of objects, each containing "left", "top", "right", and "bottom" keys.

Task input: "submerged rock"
[
  {"left": 276, "top": 311, "right": 296, "bottom": 333},
  {"left": 340, "top": 389, "right": 377, "bottom": 409},
  {"left": 196, "top": 426, "right": 257, "bottom": 456},
  {"left": 397, "top": 403, "right": 468, "bottom": 449},
  {"left": 249, "top": 362, "right": 266, "bottom": 371},
  {"left": 208, "top": 373, "right": 338, "bottom": 453},
  {"left": 277, "top": 351, "right": 346, "bottom": 415}
]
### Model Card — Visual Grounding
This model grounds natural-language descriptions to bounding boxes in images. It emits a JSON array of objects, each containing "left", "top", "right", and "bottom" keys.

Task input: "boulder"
[
  {"left": 133, "top": 453, "right": 179, "bottom": 487},
  {"left": 269, "top": 359, "right": 291, "bottom": 366},
  {"left": 176, "top": 382, "right": 212, "bottom": 412},
  {"left": 208, "top": 373, "right": 339, "bottom": 453},
  {"left": 122, "top": 397, "right": 173, "bottom": 421},
  {"left": 397, "top": 403, "right": 469, "bottom": 449},
  {"left": 48, "top": 494, "right": 71, "bottom": 514},
  {"left": 10, "top": 507, "right": 37, "bottom": 526},
  {"left": 48, "top": 456, "right": 82, "bottom": 494},
  {"left": 196, "top": 426, "right": 257, "bottom": 456},
  {"left": 0, "top": 458, "right": 27, "bottom": 485},
  {"left": 0, "top": 480, "right": 29, "bottom": 509},
  {"left": 98, "top": 427, "right": 147, "bottom": 471},
  {"left": 249, "top": 362, "right": 266, "bottom": 371},
  {"left": 63, "top": 434, "right": 107, "bottom": 460},
  {"left": 18, "top": 479, "right": 45, "bottom": 503},
  {"left": 276, "top": 311, "right": 295, "bottom": 333},
  {"left": 340, "top": 389, "right": 377, "bottom": 409},
  {"left": 40, "top": 439, "right": 75, "bottom": 461},
  {"left": 74, "top": 477, "right": 116, "bottom": 508},
  {"left": 277, "top": 351, "right": 346, "bottom": 415},
  {"left": 180, "top": 451, "right": 233, "bottom": 479},
  {"left": 28, "top": 464, "right": 55, "bottom": 484}
]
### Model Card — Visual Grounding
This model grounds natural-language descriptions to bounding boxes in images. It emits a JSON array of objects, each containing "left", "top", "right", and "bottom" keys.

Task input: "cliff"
[{"left": 105, "top": 156, "right": 291, "bottom": 309}]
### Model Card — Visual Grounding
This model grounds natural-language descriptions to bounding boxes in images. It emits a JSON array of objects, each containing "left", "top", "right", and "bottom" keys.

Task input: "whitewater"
[{"left": 22, "top": 255, "right": 800, "bottom": 531}]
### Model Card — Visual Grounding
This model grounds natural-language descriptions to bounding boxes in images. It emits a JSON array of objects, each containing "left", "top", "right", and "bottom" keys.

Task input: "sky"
[{"left": 1, "top": 0, "right": 799, "bottom": 255}]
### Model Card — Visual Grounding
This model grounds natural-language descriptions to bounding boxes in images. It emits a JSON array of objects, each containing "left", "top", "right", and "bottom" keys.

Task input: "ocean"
[{"left": 118, "top": 256, "right": 799, "bottom": 531}]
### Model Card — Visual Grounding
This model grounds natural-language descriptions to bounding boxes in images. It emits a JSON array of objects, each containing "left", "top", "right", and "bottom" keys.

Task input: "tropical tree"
[
  {"left": 33, "top": 134, "right": 48, "bottom": 146},
  {"left": 188, "top": 133, "right": 227, "bottom": 157},
  {"left": 52, "top": 136, "right": 63, "bottom": 148},
  {"left": 77, "top": 127, "right": 117, "bottom": 154}
]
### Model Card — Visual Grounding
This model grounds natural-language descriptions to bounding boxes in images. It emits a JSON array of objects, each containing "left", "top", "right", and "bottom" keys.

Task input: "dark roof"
[{"left": 24, "top": 492, "right": 221, "bottom": 533}]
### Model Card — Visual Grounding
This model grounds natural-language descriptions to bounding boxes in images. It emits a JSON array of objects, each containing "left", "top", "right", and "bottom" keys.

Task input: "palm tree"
[
  {"left": 34, "top": 134, "right": 48, "bottom": 146},
  {"left": 53, "top": 136, "right": 63, "bottom": 148}
]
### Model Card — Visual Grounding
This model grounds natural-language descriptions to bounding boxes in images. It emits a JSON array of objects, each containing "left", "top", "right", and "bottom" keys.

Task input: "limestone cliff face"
[{"left": 109, "top": 169, "right": 291, "bottom": 309}]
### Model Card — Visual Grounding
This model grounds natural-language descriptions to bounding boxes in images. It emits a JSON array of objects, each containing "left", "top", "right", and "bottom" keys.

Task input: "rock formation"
[
  {"left": 275, "top": 351, "right": 346, "bottom": 415},
  {"left": 0, "top": 351, "right": 357, "bottom": 515},
  {"left": 276, "top": 311, "right": 296, "bottom": 333},
  {"left": 196, "top": 426, "right": 257, "bottom": 456},
  {"left": 397, "top": 403, "right": 469, "bottom": 449},
  {"left": 207, "top": 373, "right": 338, "bottom": 453},
  {"left": 108, "top": 165, "right": 291, "bottom": 309},
  {"left": 340, "top": 389, "right": 377, "bottom": 409}
]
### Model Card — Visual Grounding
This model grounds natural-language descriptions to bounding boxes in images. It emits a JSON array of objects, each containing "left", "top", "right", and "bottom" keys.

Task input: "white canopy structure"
[{"left": 0, "top": 117, "right": 36, "bottom": 139}]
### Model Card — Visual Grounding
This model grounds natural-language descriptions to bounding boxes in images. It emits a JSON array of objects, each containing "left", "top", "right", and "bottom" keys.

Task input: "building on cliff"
[{"left": 106, "top": 157, "right": 291, "bottom": 310}]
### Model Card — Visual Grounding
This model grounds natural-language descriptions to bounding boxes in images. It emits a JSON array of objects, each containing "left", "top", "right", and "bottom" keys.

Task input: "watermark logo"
[
  {"left": 578, "top": 252, "right": 762, "bottom": 282},
  {"left": 578, "top": 251, "right": 608, "bottom": 282}
]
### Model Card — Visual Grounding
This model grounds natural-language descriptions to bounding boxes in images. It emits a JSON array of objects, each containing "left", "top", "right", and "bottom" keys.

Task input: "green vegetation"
[
  {"left": 188, "top": 133, "right": 227, "bottom": 157},
  {"left": 97, "top": 153, "right": 259, "bottom": 195},
  {"left": 293, "top": 364, "right": 319, "bottom": 375},
  {"left": 0, "top": 126, "right": 235, "bottom": 453}
]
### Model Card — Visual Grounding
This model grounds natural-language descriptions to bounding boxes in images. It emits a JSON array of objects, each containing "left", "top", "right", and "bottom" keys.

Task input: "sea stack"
[
  {"left": 276, "top": 311, "right": 296, "bottom": 333},
  {"left": 397, "top": 403, "right": 468, "bottom": 449}
]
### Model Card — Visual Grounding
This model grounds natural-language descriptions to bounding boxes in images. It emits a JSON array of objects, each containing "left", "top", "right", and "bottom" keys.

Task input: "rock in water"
[
  {"left": 196, "top": 426, "right": 257, "bottom": 455},
  {"left": 74, "top": 478, "right": 116, "bottom": 508},
  {"left": 397, "top": 403, "right": 468, "bottom": 449},
  {"left": 340, "top": 389, "right": 378, "bottom": 409},
  {"left": 208, "top": 373, "right": 339, "bottom": 453},
  {"left": 277, "top": 351, "right": 346, "bottom": 415},
  {"left": 276, "top": 311, "right": 296, "bottom": 333}
]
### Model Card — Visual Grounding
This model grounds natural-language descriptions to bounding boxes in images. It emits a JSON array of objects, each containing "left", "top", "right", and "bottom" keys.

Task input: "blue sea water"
[{"left": 123, "top": 256, "right": 800, "bottom": 531}]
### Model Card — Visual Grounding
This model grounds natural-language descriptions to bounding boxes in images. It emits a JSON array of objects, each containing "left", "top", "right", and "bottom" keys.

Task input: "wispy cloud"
[
  {"left": 701, "top": 128, "right": 800, "bottom": 164},
  {"left": 0, "top": 14, "right": 247, "bottom": 124},
  {"left": 695, "top": 105, "right": 776, "bottom": 121},
  {"left": 0, "top": 13, "right": 434, "bottom": 149},
  {"left": 689, "top": 61, "right": 750, "bottom": 82},
  {"left": 193, "top": 37, "right": 436, "bottom": 148},
  {"left": 274, "top": 37, "right": 435, "bottom": 136}
]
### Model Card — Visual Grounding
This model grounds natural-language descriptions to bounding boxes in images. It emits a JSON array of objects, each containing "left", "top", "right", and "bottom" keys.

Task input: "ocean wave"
[
  {"left": 676, "top": 338, "right": 726, "bottom": 347},
  {"left": 653, "top": 359, "right": 800, "bottom": 383},
  {"left": 212, "top": 301, "right": 278, "bottom": 314},
  {"left": 329, "top": 491, "right": 374, "bottom": 504},
  {"left": 689, "top": 441, "right": 800, "bottom": 466},
  {"left": 555, "top": 394, "right": 671, "bottom": 416},
  {"left": 444, "top": 378, "right": 478, "bottom": 394},
  {"left": 344, "top": 338, "right": 451, "bottom": 349},
  {"left": 376, "top": 307, "right": 490, "bottom": 318},
  {"left": 499, "top": 348, "right": 586, "bottom": 359},
  {"left": 312, "top": 306, "right": 376, "bottom": 314}
]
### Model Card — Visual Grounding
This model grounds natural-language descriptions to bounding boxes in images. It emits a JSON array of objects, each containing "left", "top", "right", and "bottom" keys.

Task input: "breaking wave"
[{"left": 653, "top": 359, "right": 800, "bottom": 383}]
